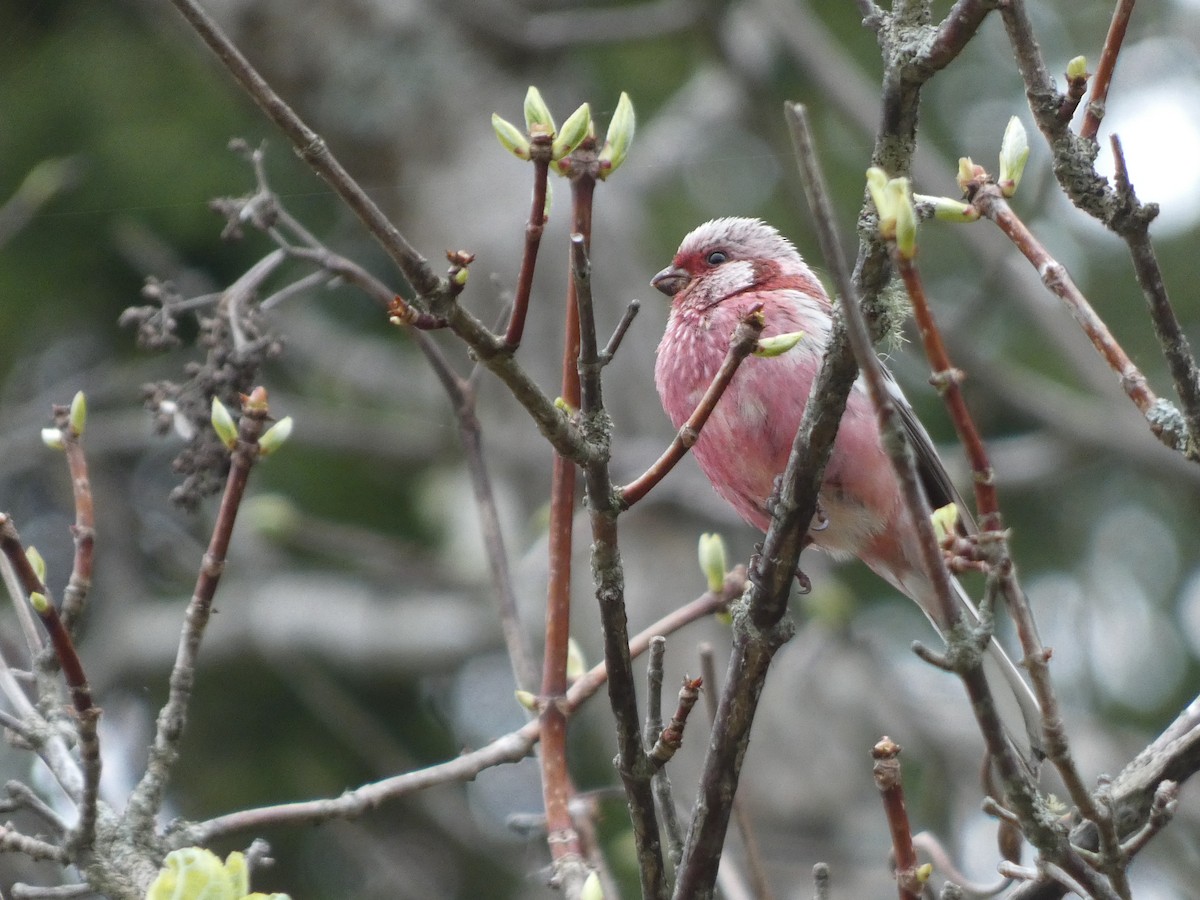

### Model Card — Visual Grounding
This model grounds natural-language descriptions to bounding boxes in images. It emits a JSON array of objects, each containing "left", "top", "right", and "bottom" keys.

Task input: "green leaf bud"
[
  {"left": 257, "top": 416, "right": 293, "bottom": 457},
  {"left": 753, "top": 331, "right": 805, "bottom": 358},
  {"left": 930, "top": 503, "right": 960, "bottom": 542},
  {"left": 889, "top": 177, "right": 917, "bottom": 260},
  {"left": 29, "top": 592, "right": 49, "bottom": 614},
  {"left": 68, "top": 391, "right": 87, "bottom": 436},
  {"left": 515, "top": 689, "right": 538, "bottom": 711},
  {"left": 697, "top": 532, "right": 727, "bottom": 593},
  {"left": 552, "top": 103, "right": 591, "bottom": 160},
  {"left": 566, "top": 637, "right": 587, "bottom": 681},
  {"left": 211, "top": 398, "right": 238, "bottom": 450},
  {"left": 598, "top": 92, "right": 635, "bottom": 179},
  {"left": 998, "top": 116, "right": 1029, "bottom": 198},
  {"left": 25, "top": 547, "right": 46, "bottom": 584},
  {"left": 491, "top": 113, "right": 531, "bottom": 160},
  {"left": 1066, "top": 55, "right": 1088, "bottom": 80},
  {"left": 146, "top": 847, "right": 245, "bottom": 900},
  {"left": 912, "top": 194, "right": 980, "bottom": 222},
  {"left": 523, "top": 86, "right": 556, "bottom": 135}
]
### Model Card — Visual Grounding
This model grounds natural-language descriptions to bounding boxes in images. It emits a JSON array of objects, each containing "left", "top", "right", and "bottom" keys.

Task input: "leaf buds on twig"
[
  {"left": 257, "top": 416, "right": 293, "bottom": 457},
  {"left": 753, "top": 330, "right": 805, "bottom": 358},
  {"left": 211, "top": 397, "right": 238, "bottom": 450},
  {"left": 552, "top": 103, "right": 591, "bottom": 161},
  {"left": 697, "top": 532, "right": 727, "bottom": 593},
  {"left": 930, "top": 503, "right": 960, "bottom": 542},
  {"left": 998, "top": 116, "right": 1029, "bottom": 198},
  {"left": 68, "top": 390, "right": 87, "bottom": 436},
  {"left": 491, "top": 113, "right": 531, "bottom": 160},
  {"left": 523, "top": 86, "right": 556, "bottom": 135},
  {"left": 912, "top": 194, "right": 980, "bottom": 222},
  {"left": 865, "top": 168, "right": 917, "bottom": 259},
  {"left": 26, "top": 547, "right": 46, "bottom": 584},
  {"left": 597, "top": 91, "right": 635, "bottom": 180}
]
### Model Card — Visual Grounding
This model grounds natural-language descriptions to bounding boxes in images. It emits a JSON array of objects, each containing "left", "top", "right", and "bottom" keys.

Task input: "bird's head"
[{"left": 651, "top": 217, "right": 813, "bottom": 309}]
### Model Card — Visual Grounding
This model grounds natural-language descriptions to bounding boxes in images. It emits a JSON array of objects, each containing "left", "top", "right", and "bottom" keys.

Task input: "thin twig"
[
  {"left": 619, "top": 307, "right": 764, "bottom": 508},
  {"left": 504, "top": 140, "right": 551, "bottom": 348},
  {"left": 573, "top": 216, "right": 669, "bottom": 898},
  {"left": 872, "top": 738, "right": 921, "bottom": 900},
  {"left": 126, "top": 387, "right": 273, "bottom": 842},
  {"left": 894, "top": 260, "right": 998, "bottom": 527},
  {"left": 1108, "top": 135, "right": 1200, "bottom": 457},
  {"left": 536, "top": 173, "right": 596, "bottom": 896},
  {"left": 166, "top": 0, "right": 439, "bottom": 297},
  {"left": 650, "top": 637, "right": 686, "bottom": 869},
  {"left": 968, "top": 182, "right": 1187, "bottom": 454},
  {"left": 1079, "top": 0, "right": 1136, "bottom": 141},
  {"left": 647, "top": 677, "right": 702, "bottom": 768},
  {"left": 54, "top": 403, "right": 94, "bottom": 634},
  {"left": 699, "top": 645, "right": 774, "bottom": 900},
  {"left": 180, "top": 579, "right": 740, "bottom": 844},
  {"left": 168, "top": 0, "right": 601, "bottom": 470}
]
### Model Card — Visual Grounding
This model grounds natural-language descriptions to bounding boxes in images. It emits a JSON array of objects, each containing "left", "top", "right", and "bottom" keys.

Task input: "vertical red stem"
[{"left": 537, "top": 172, "right": 594, "bottom": 870}]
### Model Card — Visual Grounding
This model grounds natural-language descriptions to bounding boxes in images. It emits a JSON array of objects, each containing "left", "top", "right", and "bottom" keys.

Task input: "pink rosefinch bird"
[{"left": 653, "top": 217, "right": 1041, "bottom": 764}]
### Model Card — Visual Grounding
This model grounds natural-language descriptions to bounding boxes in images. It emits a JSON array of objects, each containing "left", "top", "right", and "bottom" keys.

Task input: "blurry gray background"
[{"left": 2, "top": 0, "right": 1200, "bottom": 896}]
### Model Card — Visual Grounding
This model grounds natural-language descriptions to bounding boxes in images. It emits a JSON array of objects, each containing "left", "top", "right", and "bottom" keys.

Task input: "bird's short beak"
[{"left": 651, "top": 265, "right": 689, "bottom": 297}]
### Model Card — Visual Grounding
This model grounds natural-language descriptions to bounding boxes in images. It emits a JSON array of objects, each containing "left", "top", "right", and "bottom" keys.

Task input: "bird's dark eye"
[{"left": 706, "top": 250, "right": 728, "bottom": 265}]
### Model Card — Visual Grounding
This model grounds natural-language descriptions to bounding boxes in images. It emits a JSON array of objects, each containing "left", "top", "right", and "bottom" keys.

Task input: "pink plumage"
[{"left": 652, "top": 217, "right": 1041, "bottom": 765}]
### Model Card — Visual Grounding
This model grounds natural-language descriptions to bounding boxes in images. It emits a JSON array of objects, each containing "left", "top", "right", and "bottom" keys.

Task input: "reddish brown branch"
[
  {"left": 1080, "top": 0, "right": 1136, "bottom": 141},
  {"left": 872, "top": 738, "right": 921, "bottom": 900},
  {"left": 971, "top": 185, "right": 1163, "bottom": 422},
  {"left": 0, "top": 514, "right": 101, "bottom": 851},
  {"left": 504, "top": 144, "right": 551, "bottom": 348},
  {"left": 537, "top": 172, "right": 594, "bottom": 890},
  {"left": 54, "top": 406, "right": 94, "bottom": 634},
  {"left": 896, "top": 260, "right": 1000, "bottom": 528},
  {"left": 619, "top": 306, "right": 765, "bottom": 508},
  {"left": 126, "top": 387, "right": 273, "bottom": 842},
  {"left": 648, "top": 677, "right": 701, "bottom": 767}
]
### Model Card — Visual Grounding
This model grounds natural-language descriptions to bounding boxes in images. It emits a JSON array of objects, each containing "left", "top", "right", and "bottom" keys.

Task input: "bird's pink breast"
[{"left": 654, "top": 291, "right": 909, "bottom": 573}]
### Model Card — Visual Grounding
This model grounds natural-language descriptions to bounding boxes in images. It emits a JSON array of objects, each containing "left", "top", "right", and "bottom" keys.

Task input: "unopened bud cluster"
[{"left": 492, "top": 86, "right": 635, "bottom": 181}]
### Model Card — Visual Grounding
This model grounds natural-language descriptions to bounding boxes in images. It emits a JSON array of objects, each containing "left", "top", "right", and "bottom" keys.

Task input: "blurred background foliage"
[{"left": 3, "top": 0, "right": 1200, "bottom": 897}]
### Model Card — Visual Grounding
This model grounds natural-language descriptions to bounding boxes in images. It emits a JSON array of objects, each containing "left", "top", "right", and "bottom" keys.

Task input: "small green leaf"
[
  {"left": 889, "top": 177, "right": 917, "bottom": 259},
  {"left": 998, "top": 116, "right": 1029, "bottom": 198},
  {"left": 211, "top": 398, "right": 238, "bottom": 450},
  {"left": 552, "top": 103, "right": 591, "bottom": 160},
  {"left": 753, "top": 331, "right": 805, "bottom": 358},
  {"left": 597, "top": 92, "right": 635, "bottom": 179},
  {"left": 913, "top": 194, "right": 980, "bottom": 222},
  {"left": 257, "top": 417, "right": 293, "bottom": 457},
  {"left": 25, "top": 547, "right": 46, "bottom": 584},
  {"left": 68, "top": 391, "right": 87, "bottom": 436},
  {"left": 697, "top": 532, "right": 727, "bottom": 593},
  {"left": 491, "top": 113, "right": 531, "bottom": 160},
  {"left": 930, "top": 503, "right": 960, "bottom": 542},
  {"left": 1066, "top": 55, "right": 1088, "bottom": 80},
  {"left": 523, "top": 86, "right": 556, "bottom": 134}
]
